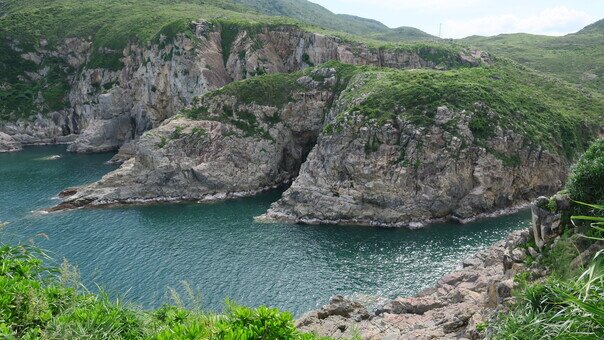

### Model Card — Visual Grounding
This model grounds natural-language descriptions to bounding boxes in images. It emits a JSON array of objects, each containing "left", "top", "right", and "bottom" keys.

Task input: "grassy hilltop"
[{"left": 460, "top": 19, "right": 604, "bottom": 91}]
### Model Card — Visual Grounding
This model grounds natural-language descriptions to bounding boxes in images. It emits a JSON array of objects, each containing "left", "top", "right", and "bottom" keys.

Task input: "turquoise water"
[{"left": 0, "top": 146, "right": 531, "bottom": 315}]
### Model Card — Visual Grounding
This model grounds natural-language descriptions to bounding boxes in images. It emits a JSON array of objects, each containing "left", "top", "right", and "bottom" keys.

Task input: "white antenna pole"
[{"left": 439, "top": 23, "right": 442, "bottom": 38}]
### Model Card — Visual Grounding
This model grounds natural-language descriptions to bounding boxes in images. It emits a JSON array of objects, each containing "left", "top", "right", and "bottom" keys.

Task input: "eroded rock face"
[
  {"left": 295, "top": 231, "right": 530, "bottom": 339},
  {"left": 263, "top": 102, "right": 567, "bottom": 227},
  {"left": 51, "top": 69, "right": 338, "bottom": 209},
  {"left": 52, "top": 63, "right": 569, "bottom": 226},
  {"left": 2, "top": 22, "right": 480, "bottom": 153},
  {"left": 0, "top": 132, "right": 21, "bottom": 153}
]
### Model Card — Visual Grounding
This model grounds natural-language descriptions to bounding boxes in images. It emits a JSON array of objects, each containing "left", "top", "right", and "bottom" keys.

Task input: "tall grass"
[
  {"left": 0, "top": 237, "right": 329, "bottom": 339},
  {"left": 492, "top": 202, "right": 604, "bottom": 339}
]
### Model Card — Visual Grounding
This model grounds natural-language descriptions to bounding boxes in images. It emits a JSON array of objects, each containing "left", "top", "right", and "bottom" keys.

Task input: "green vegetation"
[
  {"left": 566, "top": 139, "right": 604, "bottom": 205},
  {"left": 211, "top": 71, "right": 306, "bottom": 108},
  {"left": 232, "top": 0, "right": 436, "bottom": 41},
  {"left": 332, "top": 58, "right": 602, "bottom": 160},
  {"left": 493, "top": 207, "right": 604, "bottom": 339},
  {"left": 184, "top": 102, "right": 275, "bottom": 141},
  {"left": 0, "top": 241, "right": 329, "bottom": 339},
  {"left": 460, "top": 19, "right": 604, "bottom": 91},
  {"left": 492, "top": 144, "right": 604, "bottom": 339}
]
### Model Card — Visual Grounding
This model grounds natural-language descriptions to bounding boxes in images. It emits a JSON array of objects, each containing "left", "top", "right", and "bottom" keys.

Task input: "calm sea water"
[{"left": 0, "top": 146, "right": 530, "bottom": 315}]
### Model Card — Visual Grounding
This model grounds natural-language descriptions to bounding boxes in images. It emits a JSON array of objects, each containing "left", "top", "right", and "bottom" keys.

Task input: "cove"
[{"left": 0, "top": 146, "right": 530, "bottom": 316}]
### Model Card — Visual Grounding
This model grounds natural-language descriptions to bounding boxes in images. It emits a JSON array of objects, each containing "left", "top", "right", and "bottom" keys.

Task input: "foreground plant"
[
  {"left": 0, "top": 242, "right": 329, "bottom": 339},
  {"left": 492, "top": 201, "right": 604, "bottom": 339}
]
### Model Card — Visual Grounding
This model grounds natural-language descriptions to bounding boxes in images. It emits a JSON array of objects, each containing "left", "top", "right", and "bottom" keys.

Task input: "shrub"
[
  {"left": 0, "top": 242, "right": 329, "bottom": 339},
  {"left": 567, "top": 139, "right": 604, "bottom": 204}
]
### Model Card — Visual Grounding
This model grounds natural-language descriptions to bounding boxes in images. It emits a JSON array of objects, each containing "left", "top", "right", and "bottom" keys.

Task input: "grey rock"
[
  {"left": 528, "top": 247, "right": 539, "bottom": 258},
  {"left": 264, "top": 102, "right": 566, "bottom": 227},
  {"left": 3, "top": 24, "right": 483, "bottom": 152},
  {"left": 531, "top": 203, "right": 564, "bottom": 249},
  {"left": 0, "top": 132, "right": 22, "bottom": 153},
  {"left": 297, "top": 230, "right": 528, "bottom": 339}
]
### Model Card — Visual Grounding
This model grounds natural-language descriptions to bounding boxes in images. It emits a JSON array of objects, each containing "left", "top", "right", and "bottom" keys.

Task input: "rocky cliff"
[
  {"left": 52, "top": 67, "right": 340, "bottom": 208},
  {"left": 1, "top": 20, "right": 479, "bottom": 154},
  {"left": 262, "top": 104, "right": 565, "bottom": 227},
  {"left": 52, "top": 61, "right": 602, "bottom": 227}
]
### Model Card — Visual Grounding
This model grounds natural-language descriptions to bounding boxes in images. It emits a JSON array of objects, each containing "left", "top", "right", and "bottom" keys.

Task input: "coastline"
[{"left": 295, "top": 228, "right": 534, "bottom": 339}]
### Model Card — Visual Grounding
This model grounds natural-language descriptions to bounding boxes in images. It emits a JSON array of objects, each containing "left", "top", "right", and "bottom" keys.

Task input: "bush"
[
  {"left": 0, "top": 243, "right": 329, "bottom": 339},
  {"left": 567, "top": 139, "right": 604, "bottom": 204},
  {"left": 492, "top": 202, "right": 604, "bottom": 339}
]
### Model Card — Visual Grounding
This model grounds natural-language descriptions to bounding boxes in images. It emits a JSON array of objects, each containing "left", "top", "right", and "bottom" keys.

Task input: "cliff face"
[
  {"left": 0, "top": 22, "right": 478, "bottom": 153},
  {"left": 52, "top": 61, "right": 600, "bottom": 226},
  {"left": 263, "top": 104, "right": 566, "bottom": 227},
  {"left": 52, "top": 68, "right": 339, "bottom": 209}
]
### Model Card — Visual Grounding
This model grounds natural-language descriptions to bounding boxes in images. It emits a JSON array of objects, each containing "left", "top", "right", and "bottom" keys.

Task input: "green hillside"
[
  {"left": 189, "top": 59, "right": 603, "bottom": 161},
  {"left": 460, "top": 19, "right": 604, "bottom": 91},
  {"left": 0, "top": 0, "right": 451, "bottom": 122},
  {"left": 233, "top": 0, "right": 436, "bottom": 41}
]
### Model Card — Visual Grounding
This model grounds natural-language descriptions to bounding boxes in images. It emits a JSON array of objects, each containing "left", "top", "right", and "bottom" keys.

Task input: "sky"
[{"left": 309, "top": 0, "right": 604, "bottom": 38}]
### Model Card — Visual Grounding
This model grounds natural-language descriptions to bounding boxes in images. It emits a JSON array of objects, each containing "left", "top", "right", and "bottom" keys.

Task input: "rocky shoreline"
[
  {"left": 256, "top": 203, "right": 533, "bottom": 229},
  {"left": 295, "top": 230, "right": 531, "bottom": 339},
  {"left": 48, "top": 181, "right": 291, "bottom": 212},
  {"left": 294, "top": 197, "right": 573, "bottom": 339}
]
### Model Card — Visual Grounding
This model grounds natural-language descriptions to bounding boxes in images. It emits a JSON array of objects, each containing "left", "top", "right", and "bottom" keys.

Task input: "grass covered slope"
[
  {"left": 0, "top": 241, "right": 328, "bottom": 339},
  {"left": 460, "top": 19, "right": 604, "bottom": 91},
  {"left": 232, "top": 0, "right": 436, "bottom": 41},
  {"left": 189, "top": 58, "right": 603, "bottom": 160},
  {"left": 325, "top": 59, "right": 603, "bottom": 160}
]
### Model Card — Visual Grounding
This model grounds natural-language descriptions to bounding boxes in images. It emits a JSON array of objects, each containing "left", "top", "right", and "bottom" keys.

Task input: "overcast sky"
[{"left": 310, "top": 0, "right": 604, "bottom": 38}]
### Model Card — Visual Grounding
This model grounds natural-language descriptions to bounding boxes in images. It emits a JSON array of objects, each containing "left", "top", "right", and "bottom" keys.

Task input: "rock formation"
[
  {"left": 262, "top": 104, "right": 566, "bottom": 227},
  {"left": 295, "top": 230, "right": 533, "bottom": 339},
  {"left": 0, "top": 131, "right": 21, "bottom": 152},
  {"left": 51, "top": 68, "right": 340, "bottom": 209},
  {"left": 52, "top": 60, "right": 597, "bottom": 227},
  {"left": 1, "top": 22, "right": 481, "bottom": 153}
]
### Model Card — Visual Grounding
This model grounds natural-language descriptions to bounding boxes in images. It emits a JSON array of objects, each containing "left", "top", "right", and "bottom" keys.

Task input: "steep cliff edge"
[
  {"left": 52, "top": 67, "right": 340, "bottom": 209},
  {"left": 1, "top": 0, "right": 476, "bottom": 154},
  {"left": 53, "top": 61, "right": 603, "bottom": 226}
]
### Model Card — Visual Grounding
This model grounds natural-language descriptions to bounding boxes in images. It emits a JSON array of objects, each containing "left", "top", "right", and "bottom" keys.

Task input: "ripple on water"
[{"left": 0, "top": 146, "right": 531, "bottom": 315}]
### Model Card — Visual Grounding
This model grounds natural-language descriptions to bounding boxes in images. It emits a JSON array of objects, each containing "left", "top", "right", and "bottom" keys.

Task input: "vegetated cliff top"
[
  {"left": 0, "top": 0, "right": 434, "bottom": 52},
  {"left": 459, "top": 18, "right": 604, "bottom": 91},
  {"left": 232, "top": 0, "right": 437, "bottom": 41},
  {"left": 192, "top": 60, "right": 603, "bottom": 160}
]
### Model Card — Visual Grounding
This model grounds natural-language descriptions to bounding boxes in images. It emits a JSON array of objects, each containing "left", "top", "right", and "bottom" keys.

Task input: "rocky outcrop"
[
  {"left": 1, "top": 22, "right": 483, "bottom": 153},
  {"left": 51, "top": 68, "right": 339, "bottom": 209},
  {"left": 296, "top": 230, "right": 534, "bottom": 339},
  {"left": 0, "top": 131, "right": 21, "bottom": 152},
  {"left": 531, "top": 195, "right": 569, "bottom": 249},
  {"left": 51, "top": 63, "right": 571, "bottom": 225},
  {"left": 262, "top": 101, "right": 567, "bottom": 227}
]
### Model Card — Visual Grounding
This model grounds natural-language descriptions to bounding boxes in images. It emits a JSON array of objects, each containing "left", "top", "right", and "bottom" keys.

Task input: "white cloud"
[{"left": 443, "top": 6, "right": 596, "bottom": 38}]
